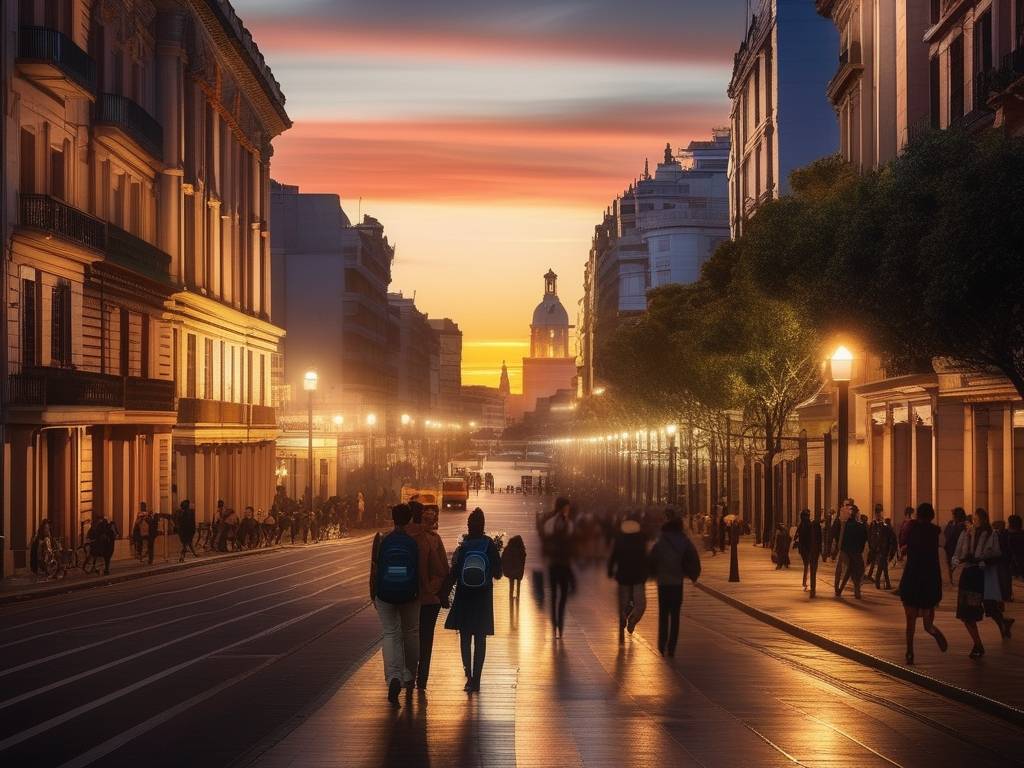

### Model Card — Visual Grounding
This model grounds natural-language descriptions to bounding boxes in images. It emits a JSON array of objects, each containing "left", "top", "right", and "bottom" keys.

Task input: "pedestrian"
[
  {"left": 542, "top": 497, "right": 575, "bottom": 639},
  {"left": 793, "top": 509, "right": 822, "bottom": 595},
  {"left": 952, "top": 508, "right": 1015, "bottom": 658},
  {"left": 607, "top": 511, "right": 648, "bottom": 644},
  {"left": 837, "top": 504, "right": 867, "bottom": 598},
  {"left": 897, "top": 505, "right": 914, "bottom": 560},
  {"left": 772, "top": 523, "right": 791, "bottom": 569},
  {"left": 174, "top": 500, "right": 197, "bottom": 562},
  {"left": 138, "top": 502, "right": 158, "bottom": 565},
  {"left": 865, "top": 504, "right": 884, "bottom": 580},
  {"left": 943, "top": 507, "right": 967, "bottom": 585},
  {"left": 406, "top": 502, "right": 449, "bottom": 692},
  {"left": 898, "top": 502, "right": 947, "bottom": 665},
  {"left": 873, "top": 517, "right": 896, "bottom": 590},
  {"left": 1006, "top": 514, "right": 1024, "bottom": 581},
  {"left": 370, "top": 503, "right": 420, "bottom": 704},
  {"left": 649, "top": 508, "right": 700, "bottom": 657},
  {"left": 88, "top": 515, "right": 118, "bottom": 575},
  {"left": 445, "top": 507, "right": 502, "bottom": 693},
  {"left": 822, "top": 509, "right": 835, "bottom": 563},
  {"left": 500, "top": 534, "right": 527, "bottom": 600},
  {"left": 993, "top": 519, "right": 1013, "bottom": 603}
]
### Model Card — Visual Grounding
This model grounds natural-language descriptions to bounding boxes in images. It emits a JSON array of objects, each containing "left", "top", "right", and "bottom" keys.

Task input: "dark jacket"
[
  {"left": 607, "top": 520, "right": 647, "bottom": 585},
  {"left": 406, "top": 522, "right": 449, "bottom": 606},
  {"left": 445, "top": 535, "right": 502, "bottom": 635},
  {"left": 500, "top": 535, "right": 527, "bottom": 581},
  {"left": 943, "top": 520, "right": 965, "bottom": 559},
  {"left": 648, "top": 519, "right": 697, "bottom": 586},
  {"left": 542, "top": 513, "right": 574, "bottom": 566},
  {"left": 841, "top": 518, "right": 868, "bottom": 555},
  {"left": 793, "top": 519, "right": 822, "bottom": 559}
]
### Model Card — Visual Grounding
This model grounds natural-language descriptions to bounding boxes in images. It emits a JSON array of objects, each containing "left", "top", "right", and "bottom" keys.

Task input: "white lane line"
[
  {"left": 0, "top": 570, "right": 364, "bottom": 712},
  {"left": 52, "top": 600, "right": 372, "bottom": 768},
  {"left": 0, "top": 543, "right": 354, "bottom": 633},
  {"left": 0, "top": 592, "right": 365, "bottom": 754},
  {"left": 0, "top": 551, "right": 363, "bottom": 652},
  {"left": 0, "top": 558, "right": 364, "bottom": 677}
]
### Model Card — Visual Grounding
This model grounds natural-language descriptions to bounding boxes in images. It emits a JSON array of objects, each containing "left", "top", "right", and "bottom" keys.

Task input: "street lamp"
[
  {"left": 666, "top": 424, "right": 678, "bottom": 506},
  {"left": 400, "top": 413, "right": 411, "bottom": 426},
  {"left": 829, "top": 345, "right": 853, "bottom": 503},
  {"left": 333, "top": 414, "right": 344, "bottom": 428},
  {"left": 303, "top": 370, "right": 318, "bottom": 507}
]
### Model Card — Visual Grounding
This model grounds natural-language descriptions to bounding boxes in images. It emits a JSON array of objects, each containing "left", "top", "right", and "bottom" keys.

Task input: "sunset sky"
[{"left": 237, "top": 0, "right": 743, "bottom": 392}]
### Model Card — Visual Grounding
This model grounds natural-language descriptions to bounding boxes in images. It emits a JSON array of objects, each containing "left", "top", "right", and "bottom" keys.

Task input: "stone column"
[{"left": 156, "top": 12, "right": 186, "bottom": 282}]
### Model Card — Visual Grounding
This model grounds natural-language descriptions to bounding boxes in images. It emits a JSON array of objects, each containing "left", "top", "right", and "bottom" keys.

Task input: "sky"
[{"left": 236, "top": 0, "right": 744, "bottom": 392}]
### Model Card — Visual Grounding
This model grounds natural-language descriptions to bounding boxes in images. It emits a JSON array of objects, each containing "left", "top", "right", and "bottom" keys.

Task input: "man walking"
[
  {"left": 794, "top": 509, "right": 822, "bottom": 597},
  {"left": 837, "top": 504, "right": 868, "bottom": 598},
  {"left": 649, "top": 508, "right": 700, "bottom": 657},
  {"left": 542, "top": 497, "right": 575, "bottom": 638},
  {"left": 943, "top": 507, "right": 966, "bottom": 585},
  {"left": 607, "top": 511, "right": 648, "bottom": 644},
  {"left": 370, "top": 504, "right": 420, "bottom": 705},
  {"left": 865, "top": 504, "right": 884, "bottom": 581},
  {"left": 873, "top": 517, "right": 896, "bottom": 590},
  {"left": 407, "top": 502, "right": 449, "bottom": 691}
]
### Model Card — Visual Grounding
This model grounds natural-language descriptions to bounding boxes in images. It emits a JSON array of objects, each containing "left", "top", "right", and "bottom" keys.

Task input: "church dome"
[{"left": 531, "top": 269, "right": 569, "bottom": 328}]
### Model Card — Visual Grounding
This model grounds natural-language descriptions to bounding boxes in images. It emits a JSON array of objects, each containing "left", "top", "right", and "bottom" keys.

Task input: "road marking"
[
  {"left": 0, "top": 570, "right": 363, "bottom": 712},
  {"left": 51, "top": 599, "right": 373, "bottom": 768},
  {"left": 0, "top": 552, "right": 363, "bottom": 654},
  {"left": 0, "top": 541, "right": 359, "bottom": 633},
  {"left": 0, "top": 592, "right": 365, "bottom": 755}
]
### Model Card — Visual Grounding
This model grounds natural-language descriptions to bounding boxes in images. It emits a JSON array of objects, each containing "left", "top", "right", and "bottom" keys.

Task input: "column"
[
  {"left": 156, "top": 12, "right": 185, "bottom": 281},
  {"left": 1003, "top": 406, "right": 1015, "bottom": 519},
  {"left": 963, "top": 404, "right": 976, "bottom": 514},
  {"left": 882, "top": 406, "right": 894, "bottom": 516}
]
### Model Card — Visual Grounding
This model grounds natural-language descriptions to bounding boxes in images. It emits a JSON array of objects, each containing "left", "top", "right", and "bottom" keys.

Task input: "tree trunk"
[{"left": 761, "top": 449, "right": 776, "bottom": 546}]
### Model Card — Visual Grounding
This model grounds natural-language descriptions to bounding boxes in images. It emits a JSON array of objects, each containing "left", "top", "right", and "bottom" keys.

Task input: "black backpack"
[{"left": 375, "top": 530, "right": 419, "bottom": 604}]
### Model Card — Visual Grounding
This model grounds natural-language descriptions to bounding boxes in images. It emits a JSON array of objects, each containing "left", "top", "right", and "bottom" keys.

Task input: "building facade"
[
  {"left": 428, "top": 317, "right": 462, "bottom": 418},
  {"left": 728, "top": 0, "right": 839, "bottom": 236},
  {"left": 521, "top": 270, "right": 576, "bottom": 415},
  {"left": 388, "top": 292, "right": 439, "bottom": 418},
  {"left": 1, "top": 0, "right": 289, "bottom": 574}
]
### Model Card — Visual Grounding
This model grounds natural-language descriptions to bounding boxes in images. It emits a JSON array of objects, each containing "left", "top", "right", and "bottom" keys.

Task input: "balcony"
[
  {"left": 17, "top": 26, "right": 96, "bottom": 99},
  {"left": 20, "top": 194, "right": 105, "bottom": 252},
  {"left": 94, "top": 93, "right": 163, "bottom": 161},
  {"left": 177, "top": 398, "right": 275, "bottom": 427},
  {"left": 637, "top": 204, "right": 730, "bottom": 231},
  {"left": 107, "top": 224, "right": 171, "bottom": 284},
  {"left": 125, "top": 377, "right": 176, "bottom": 411},
  {"left": 826, "top": 41, "right": 863, "bottom": 103},
  {"left": 6, "top": 368, "right": 174, "bottom": 412}
]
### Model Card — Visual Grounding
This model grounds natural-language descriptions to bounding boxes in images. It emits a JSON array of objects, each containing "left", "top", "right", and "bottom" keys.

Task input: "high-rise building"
[
  {"left": 1, "top": 0, "right": 289, "bottom": 574},
  {"left": 388, "top": 293, "right": 439, "bottom": 418},
  {"left": 728, "top": 0, "right": 839, "bottom": 236},
  {"left": 428, "top": 318, "right": 462, "bottom": 417}
]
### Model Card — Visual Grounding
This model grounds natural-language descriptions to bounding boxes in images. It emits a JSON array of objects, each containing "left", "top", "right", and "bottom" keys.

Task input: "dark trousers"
[
  {"left": 874, "top": 553, "right": 891, "bottom": 588},
  {"left": 838, "top": 552, "right": 865, "bottom": 596},
  {"left": 146, "top": 535, "right": 157, "bottom": 564},
  {"left": 802, "top": 554, "right": 818, "bottom": 594},
  {"left": 460, "top": 631, "right": 486, "bottom": 681},
  {"left": 179, "top": 533, "right": 197, "bottom": 560},
  {"left": 657, "top": 585, "right": 683, "bottom": 656},
  {"left": 549, "top": 564, "right": 572, "bottom": 634},
  {"left": 417, "top": 603, "right": 442, "bottom": 688}
]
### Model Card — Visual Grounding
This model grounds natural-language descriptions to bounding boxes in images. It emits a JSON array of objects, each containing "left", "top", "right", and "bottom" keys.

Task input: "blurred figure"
[
  {"left": 943, "top": 507, "right": 967, "bottom": 585},
  {"left": 408, "top": 503, "right": 449, "bottom": 692},
  {"left": 837, "top": 504, "right": 867, "bottom": 599},
  {"left": 174, "top": 500, "right": 197, "bottom": 562},
  {"left": 607, "top": 512, "right": 648, "bottom": 645},
  {"left": 445, "top": 507, "right": 502, "bottom": 693},
  {"left": 873, "top": 517, "right": 897, "bottom": 590},
  {"left": 649, "top": 508, "right": 701, "bottom": 657},
  {"left": 88, "top": 514, "right": 118, "bottom": 575},
  {"left": 773, "top": 523, "right": 791, "bottom": 570},
  {"left": 1006, "top": 514, "right": 1024, "bottom": 582},
  {"left": 865, "top": 504, "right": 884, "bottom": 581},
  {"left": 542, "top": 497, "right": 575, "bottom": 639},
  {"left": 501, "top": 534, "right": 527, "bottom": 601},
  {"left": 793, "top": 509, "right": 821, "bottom": 595},
  {"left": 953, "top": 508, "right": 1013, "bottom": 658},
  {"left": 898, "top": 502, "right": 947, "bottom": 665}
]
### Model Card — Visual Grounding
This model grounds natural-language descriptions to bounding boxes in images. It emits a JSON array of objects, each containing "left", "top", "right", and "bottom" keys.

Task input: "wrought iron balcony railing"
[
  {"left": 106, "top": 224, "right": 171, "bottom": 283},
  {"left": 18, "top": 26, "right": 96, "bottom": 95},
  {"left": 6, "top": 368, "right": 173, "bottom": 411},
  {"left": 20, "top": 194, "right": 105, "bottom": 251},
  {"left": 94, "top": 92, "right": 163, "bottom": 159}
]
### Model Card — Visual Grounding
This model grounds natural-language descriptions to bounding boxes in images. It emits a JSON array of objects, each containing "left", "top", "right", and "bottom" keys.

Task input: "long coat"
[{"left": 445, "top": 535, "right": 502, "bottom": 636}]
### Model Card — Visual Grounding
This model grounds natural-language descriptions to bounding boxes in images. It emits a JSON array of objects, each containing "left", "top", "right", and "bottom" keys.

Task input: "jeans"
[
  {"left": 617, "top": 583, "right": 647, "bottom": 631},
  {"left": 838, "top": 552, "right": 865, "bottom": 596},
  {"left": 874, "top": 553, "right": 891, "bottom": 588},
  {"left": 375, "top": 597, "right": 420, "bottom": 685},
  {"left": 657, "top": 584, "right": 683, "bottom": 655},
  {"left": 549, "top": 565, "right": 572, "bottom": 634},
  {"left": 460, "top": 631, "right": 487, "bottom": 682},
  {"left": 417, "top": 603, "right": 442, "bottom": 688}
]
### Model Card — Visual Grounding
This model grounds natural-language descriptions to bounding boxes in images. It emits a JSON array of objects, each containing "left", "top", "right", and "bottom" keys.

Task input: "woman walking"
[
  {"left": 445, "top": 508, "right": 502, "bottom": 693},
  {"left": 773, "top": 523, "right": 791, "bottom": 570},
  {"left": 793, "top": 509, "right": 821, "bottom": 595},
  {"left": 500, "top": 534, "right": 527, "bottom": 600},
  {"left": 897, "top": 503, "right": 947, "bottom": 664},
  {"left": 953, "top": 508, "right": 1014, "bottom": 658}
]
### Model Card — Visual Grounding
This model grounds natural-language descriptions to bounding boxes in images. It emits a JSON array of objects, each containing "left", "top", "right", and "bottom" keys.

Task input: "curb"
[
  {"left": 0, "top": 545, "right": 291, "bottom": 606},
  {"left": 694, "top": 580, "right": 1024, "bottom": 729}
]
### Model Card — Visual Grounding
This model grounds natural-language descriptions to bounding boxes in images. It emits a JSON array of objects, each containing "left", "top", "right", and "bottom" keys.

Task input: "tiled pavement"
[{"left": 246, "top": 501, "right": 1024, "bottom": 768}]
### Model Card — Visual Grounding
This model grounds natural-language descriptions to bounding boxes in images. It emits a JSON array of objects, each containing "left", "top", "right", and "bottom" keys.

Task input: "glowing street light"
[
  {"left": 829, "top": 345, "right": 855, "bottom": 503},
  {"left": 400, "top": 413, "right": 411, "bottom": 426},
  {"left": 366, "top": 413, "right": 378, "bottom": 427},
  {"left": 829, "top": 345, "right": 854, "bottom": 382},
  {"left": 333, "top": 414, "right": 344, "bottom": 427}
]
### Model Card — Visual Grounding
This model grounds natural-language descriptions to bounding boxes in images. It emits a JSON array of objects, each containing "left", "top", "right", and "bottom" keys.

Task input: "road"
[{"left": 2, "top": 494, "right": 1023, "bottom": 768}]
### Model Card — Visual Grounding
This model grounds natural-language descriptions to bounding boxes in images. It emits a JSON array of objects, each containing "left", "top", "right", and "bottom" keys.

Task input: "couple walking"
[{"left": 370, "top": 504, "right": 501, "bottom": 704}]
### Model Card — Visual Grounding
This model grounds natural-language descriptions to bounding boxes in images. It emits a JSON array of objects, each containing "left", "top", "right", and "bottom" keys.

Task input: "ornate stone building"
[
  {"left": 1, "top": 0, "right": 289, "bottom": 575},
  {"left": 521, "top": 270, "right": 576, "bottom": 416}
]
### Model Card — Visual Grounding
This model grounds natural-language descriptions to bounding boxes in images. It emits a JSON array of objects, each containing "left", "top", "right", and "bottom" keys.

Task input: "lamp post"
[
  {"left": 829, "top": 346, "right": 853, "bottom": 504},
  {"left": 666, "top": 424, "right": 678, "bottom": 506},
  {"left": 303, "top": 370, "right": 318, "bottom": 507}
]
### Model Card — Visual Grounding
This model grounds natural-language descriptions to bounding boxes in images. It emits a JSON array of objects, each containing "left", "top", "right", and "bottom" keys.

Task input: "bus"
[{"left": 441, "top": 477, "right": 469, "bottom": 511}]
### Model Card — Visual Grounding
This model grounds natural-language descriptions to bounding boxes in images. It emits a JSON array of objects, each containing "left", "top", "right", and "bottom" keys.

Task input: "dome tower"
[{"left": 530, "top": 270, "right": 570, "bottom": 359}]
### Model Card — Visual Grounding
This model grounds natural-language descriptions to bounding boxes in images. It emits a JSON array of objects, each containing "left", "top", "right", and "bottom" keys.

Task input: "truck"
[
  {"left": 400, "top": 485, "right": 440, "bottom": 514},
  {"left": 441, "top": 476, "right": 469, "bottom": 511}
]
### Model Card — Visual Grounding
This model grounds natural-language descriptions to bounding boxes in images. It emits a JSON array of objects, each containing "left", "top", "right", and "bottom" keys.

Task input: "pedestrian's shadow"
[{"left": 380, "top": 692, "right": 431, "bottom": 767}]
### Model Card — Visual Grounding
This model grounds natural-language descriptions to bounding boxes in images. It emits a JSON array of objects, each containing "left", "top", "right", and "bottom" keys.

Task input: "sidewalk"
[
  {"left": 0, "top": 530, "right": 379, "bottom": 606},
  {"left": 696, "top": 537, "right": 1024, "bottom": 722}
]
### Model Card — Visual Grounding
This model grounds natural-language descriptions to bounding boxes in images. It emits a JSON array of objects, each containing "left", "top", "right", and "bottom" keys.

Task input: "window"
[
  {"left": 949, "top": 34, "right": 965, "bottom": 123},
  {"left": 259, "top": 354, "right": 266, "bottom": 406},
  {"left": 247, "top": 350, "right": 253, "bottom": 404},
  {"left": 20, "top": 129, "right": 35, "bottom": 194},
  {"left": 112, "top": 174, "right": 125, "bottom": 227},
  {"left": 930, "top": 0, "right": 940, "bottom": 25},
  {"left": 930, "top": 56, "right": 941, "bottom": 128},
  {"left": 19, "top": 0, "right": 35, "bottom": 25},
  {"left": 1017, "top": 0, "right": 1024, "bottom": 48},
  {"left": 49, "top": 145, "right": 65, "bottom": 200},
  {"left": 204, "top": 338, "right": 214, "bottom": 399},
  {"left": 140, "top": 314, "right": 149, "bottom": 376},
  {"left": 219, "top": 340, "right": 225, "bottom": 400},
  {"left": 186, "top": 334, "right": 197, "bottom": 398},
  {"left": 21, "top": 275, "right": 37, "bottom": 368},
  {"left": 51, "top": 278, "right": 72, "bottom": 367},
  {"left": 129, "top": 182, "right": 142, "bottom": 235},
  {"left": 975, "top": 10, "right": 993, "bottom": 72},
  {"left": 172, "top": 328, "right": 180, "bottom": 392},
  {"left": 120, "top": 309, "right": 130, "bottom": 376}
]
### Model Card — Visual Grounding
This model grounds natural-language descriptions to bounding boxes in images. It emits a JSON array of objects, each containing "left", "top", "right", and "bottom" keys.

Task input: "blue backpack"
[
  {"left": 376, "top": 530, "right": 419, "bottom": 604},
  {"left": 460, "top": 539, "right": 491, "bottom": 589}
]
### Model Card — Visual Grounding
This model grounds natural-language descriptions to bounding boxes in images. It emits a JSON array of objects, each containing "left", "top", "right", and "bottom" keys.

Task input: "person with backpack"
[
  {"left": 444, "top": 507, "right": 502, "bottom": 694},
  {"left": 370, "top": 503, "right": 420, "bottom": 705},
  {"left": 406, "top": 502, "right": 449, "bottom": 691},
  {"left": 607, "top": 511, "right": 648, "bottom": 645},
  {"left": 542, "top": 497, "right": 575, "bottom": 639},
  {"left": 648, "top": 508, "right": 700, "bottom": 657}
]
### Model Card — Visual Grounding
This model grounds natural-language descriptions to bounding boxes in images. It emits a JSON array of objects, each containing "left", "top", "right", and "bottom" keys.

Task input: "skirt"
[{"left": 956, "top": 566, "right": 985, "bottom": 622}]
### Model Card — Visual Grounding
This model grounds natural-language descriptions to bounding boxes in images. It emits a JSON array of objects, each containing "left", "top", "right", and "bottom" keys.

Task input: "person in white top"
[{"left": 952, "top": 508, "right": 1015, "bottom": 658}]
